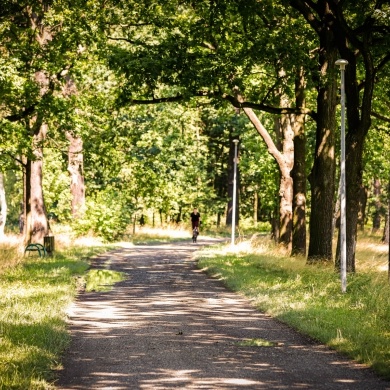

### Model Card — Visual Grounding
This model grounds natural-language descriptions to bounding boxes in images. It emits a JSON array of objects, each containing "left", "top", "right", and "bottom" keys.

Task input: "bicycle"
[{"left": 192, "top": 227, "right": 199, "bottom": 243}]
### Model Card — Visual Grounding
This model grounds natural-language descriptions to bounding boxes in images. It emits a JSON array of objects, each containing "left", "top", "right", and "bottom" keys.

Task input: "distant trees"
[{"left": 0, "top": 0, "right": 388, "bottom": 266}]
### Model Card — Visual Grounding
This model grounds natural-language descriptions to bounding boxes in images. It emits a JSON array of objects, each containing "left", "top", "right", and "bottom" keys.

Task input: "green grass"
[
  {"left": 1, "top": 229, "right": 388, "bottom": 387},
  {"left": 85, "top": 269, "right": 125, "bottom": 292},
  {"left": 0, "top": 241, "right": 114, "bottom": 389},
  {"left": 235, "top": 338, "right": 277, "bottom": 347},
  {"left": 196, "top": 236, "right": 390, "bottom": 379}
]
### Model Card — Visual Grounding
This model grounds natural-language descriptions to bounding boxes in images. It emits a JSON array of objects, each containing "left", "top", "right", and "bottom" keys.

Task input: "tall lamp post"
[
  {"left": 231, "top": 139, "right": 239, "bottom": 246},
  {"left": 335, "top": 59, "right": 348, "bottom": 293}
]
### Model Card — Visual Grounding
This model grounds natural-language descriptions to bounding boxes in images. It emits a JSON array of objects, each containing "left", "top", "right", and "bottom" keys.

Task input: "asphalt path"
[{"left": 56, "top": 238, "right": 390, "bottom": 389}]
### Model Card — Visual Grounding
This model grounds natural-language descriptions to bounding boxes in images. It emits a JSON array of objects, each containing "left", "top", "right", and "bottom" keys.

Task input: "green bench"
[{"left": 24, "top": 243, "right": 47, "bottom": 257}]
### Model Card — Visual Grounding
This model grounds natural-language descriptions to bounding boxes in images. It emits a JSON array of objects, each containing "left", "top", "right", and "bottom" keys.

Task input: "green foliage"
[
  {"left": 2, "top": 170, "right": 23, "bottom": 232},
  {"left": 1, "top": 0, "right": 389, "bottom": 244},
  {"left": 72, "top": 188, "right": 133, "bottom": 242},
  {"left": 43, "top": 148, "right": 72, "bottom": 223}
]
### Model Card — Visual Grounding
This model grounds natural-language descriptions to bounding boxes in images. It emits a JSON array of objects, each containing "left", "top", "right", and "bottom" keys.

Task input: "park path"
[{"left": 56, "top": 238, "right": 389, "bottom": 390}]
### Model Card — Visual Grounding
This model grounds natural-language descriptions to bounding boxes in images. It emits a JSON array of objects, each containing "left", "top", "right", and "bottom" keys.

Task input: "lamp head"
[{"left": 335, "top": 59, "right": 348, "bottom": 70}]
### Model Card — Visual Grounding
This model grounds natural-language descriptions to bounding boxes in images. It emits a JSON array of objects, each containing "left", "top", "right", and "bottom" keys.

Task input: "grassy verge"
[
  {"left": 196, "top": 235, "right": 390, "bottom": 379},
  {"left": 0, "top": 239, "right": 114, "bottom": 389}
]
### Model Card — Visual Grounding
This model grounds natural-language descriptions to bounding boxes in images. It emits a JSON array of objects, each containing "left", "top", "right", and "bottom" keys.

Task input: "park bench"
[{"left": 24, "top": 243, "right": 47, "bottom": 257}]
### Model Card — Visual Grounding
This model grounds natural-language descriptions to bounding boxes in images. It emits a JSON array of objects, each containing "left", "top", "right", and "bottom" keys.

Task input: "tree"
[
  {"left": 288, "top": 0, "right": 339, "bottom": 262},
  {"left": 289, "top": 0, "right": 390, "bottom": 270},
  {"left": 0, "top": 0, "right": 107, "bottom": 243},
  {"left": 66, "top": 131, "right": 85, "bottom": 218},
  {"left": 106, "top": 0, "right": 316, "bottom": 251}
]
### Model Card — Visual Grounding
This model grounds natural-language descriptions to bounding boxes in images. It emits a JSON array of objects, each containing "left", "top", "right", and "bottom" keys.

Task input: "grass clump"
[
  {"left": 196, "top": 236, "right": 390, "bottom": 379},
  {"left": 0, "top": 239, "right": 113, "bottom": 389},
  {"left": 85, "top": 269, "right": 125, "bottom": 292},
  {"left": 236, "top": 338, "right": 277, "bottom": 347}
]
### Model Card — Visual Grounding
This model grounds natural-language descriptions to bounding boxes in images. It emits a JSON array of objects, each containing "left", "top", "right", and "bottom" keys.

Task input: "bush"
[{"left": 72, "top": 190, "right": 133, "bottom": 242}]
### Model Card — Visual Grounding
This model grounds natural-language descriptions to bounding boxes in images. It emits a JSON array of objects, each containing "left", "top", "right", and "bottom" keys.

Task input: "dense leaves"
[{"left": 0, "top": 0, "right": 389, "bottom": 253}]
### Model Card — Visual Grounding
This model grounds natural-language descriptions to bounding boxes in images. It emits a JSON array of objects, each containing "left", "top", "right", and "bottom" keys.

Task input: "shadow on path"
[{"left": 57, "top": 239, "right": 389, "bottom": 389}]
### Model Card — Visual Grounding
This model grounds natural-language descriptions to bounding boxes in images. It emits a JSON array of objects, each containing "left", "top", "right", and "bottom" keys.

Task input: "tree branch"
[
  {"left": 128, "top": 95, "right": 184, "bottom": 104},
  {"left": 375, "top": 52, "right": 390, "bottom": 74},
  {"left": 4, "top": 105, "right": 36, "bottom": 122},
  {"left": 108, "top": 36, "right": 138, "bottom": 45},
  {"left": 122, "top": 90, "right": 317, "bottom": 120},
  {"left": 288, "top": 0, "right": 321, "bottom": 33},
  {"left": 222, "top": 93, "right": 317, "bottom": 120},
  {"left": 371, "top": 110, "right": 390, "bottom": 123}
]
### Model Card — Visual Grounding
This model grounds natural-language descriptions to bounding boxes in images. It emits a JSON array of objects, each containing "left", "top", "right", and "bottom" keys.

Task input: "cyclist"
[{"left": 190, "top": 208, "right": 201, "bottom": 232}]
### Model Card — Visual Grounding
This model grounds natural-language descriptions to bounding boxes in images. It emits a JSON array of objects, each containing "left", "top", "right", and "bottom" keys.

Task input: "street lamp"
[
  {"left": 231, "top": 139, "right": 239, "bottom": 246},
  {"left": 335, "top": 59, "right": 348, "bottom": 293}
]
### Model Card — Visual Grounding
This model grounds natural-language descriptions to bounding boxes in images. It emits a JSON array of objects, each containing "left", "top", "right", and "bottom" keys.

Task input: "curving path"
[{"left": 57, "top": 238, "right": 390, "bottom": 389}]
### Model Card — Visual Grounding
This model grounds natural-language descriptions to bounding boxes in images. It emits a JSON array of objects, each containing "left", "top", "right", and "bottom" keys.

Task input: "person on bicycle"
[{"left": 190, "top": 208, "right": 201, "bottom": 232}]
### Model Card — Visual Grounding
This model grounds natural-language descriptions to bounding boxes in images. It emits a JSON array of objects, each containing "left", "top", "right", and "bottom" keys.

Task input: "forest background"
[{"left": 0, "top": 0, "right": 389, "bottom": 266}]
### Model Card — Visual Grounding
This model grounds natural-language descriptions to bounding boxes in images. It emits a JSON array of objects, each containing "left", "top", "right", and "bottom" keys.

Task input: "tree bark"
[
  {"left": 334, "top": 25, "right": 377, "bottom": 272},
  {"left": 290, "top": 0, "right": 388, "bottom": 272},
  {"left": 383, "top": 183, "right": 389, "bottom": 244},
  {"left": 278, "top": 95, "right": 294, "bottom": 251},
  {"left": 226, "top": 136, "right": 240, "bottom": 226},
  {"left": 241, "top": 103, "right": 293, "bottom": 250},
  {"left": 307, "top": 26, "right": 338, "bottom": 262},
  {"left": 21, "top": 6, "right": 53, "bottom": 245},
  {"left": 371, "top": 178, "right": 382, "bottom": 233},
  {"left": 24, "top": 123, "right": 49, "bottom": 245},
  {"left": 291, "top": 67, "right": 307, "bottom": 256},
  {"left": 0, "top": 172, "right": 7, "bottom": 239},
  {"left": 358, "top": 185, "right": 368, "bottom": 232},
  {"left": 66, "top": 131, "right": 85, "bottom": 218}
]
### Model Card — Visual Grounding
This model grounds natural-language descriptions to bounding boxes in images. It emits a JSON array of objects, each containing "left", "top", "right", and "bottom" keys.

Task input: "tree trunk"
[
  {"left": 382, "top": 183, "right": 389, "bottom": 244},
  {"left": 66, "top": 131, "right": 85, "bottom": 218},
  {"left": 307, "top": 29, "right": 338, "bottom": 263},
  {"left": 241, "top": 104, "right": 293, "bottom": 250},
  {"left": 24, "top": 123, "right": 49, "bottom": 245},
  {"left": 358, "top": 185, "right": 368, "bottom": 232},
  {"left": 335, "top": 33, "right": 376, "bottom": 272},
  {"left": 371, "top": 178, "right": 382, "bottom": 233},
  {"left": 253, "top": 189, "right": 258, "bottom": 225},
  {"left": 23, "top": 157, "right": 31, "bottom": 244},
  {"left": 0, "top": 172, "right": 7, "bottom": 239},
  {"left": 278, "top": 109, "right": 294, "bottom": 251},
  {"left": 289, "top": 0, "right": 387, "bottom": 269},
  {"left": 270, "top": 206, "right": 280, "bottom": 243},
  {"left": 291, "top": 67, "right": 307, "bottom": 256},
  {"left": 336, "top": 129, "right": 366, "bottom": 273},
  {"left": 226, "top": 136, "right": 240, "bottom": 226},
  {"left": 21, "top": 8, "right": 52, "bottom": 245},
  {"left": 383, "top": 209, "right": 389, "bottom": 244}
]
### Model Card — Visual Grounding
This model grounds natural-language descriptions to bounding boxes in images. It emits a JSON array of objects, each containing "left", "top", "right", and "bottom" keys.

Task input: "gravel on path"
[{"left": 56, "top": 238, "right": 390, "bottom": 390}]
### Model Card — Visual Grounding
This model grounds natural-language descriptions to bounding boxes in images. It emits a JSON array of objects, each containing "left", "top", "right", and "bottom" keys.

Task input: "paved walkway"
[{"left": 57, "top": 239, "right": 390, "bottom": 389}]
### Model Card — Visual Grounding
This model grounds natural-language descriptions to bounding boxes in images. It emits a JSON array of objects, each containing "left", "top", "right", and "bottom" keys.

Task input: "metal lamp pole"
[
  {"left": 335, "top": 59, "right": 348, "bottom": 293},
  {"left": 231, "top": 139, "right": 239, "bottom": 246}
]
